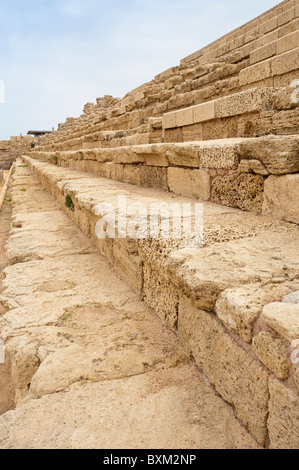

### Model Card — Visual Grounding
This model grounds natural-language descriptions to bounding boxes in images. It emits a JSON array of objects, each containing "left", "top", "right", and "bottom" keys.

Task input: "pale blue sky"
[{"left": 0, "top": 0, "right": 280, "bottom": 139}]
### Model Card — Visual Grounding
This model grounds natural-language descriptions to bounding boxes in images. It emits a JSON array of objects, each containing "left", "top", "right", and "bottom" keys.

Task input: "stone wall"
[{"left": 0, "top": 136, "right": 37, "bottom": 170}]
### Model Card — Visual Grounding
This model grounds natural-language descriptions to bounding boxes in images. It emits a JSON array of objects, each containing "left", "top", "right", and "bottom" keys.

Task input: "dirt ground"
[{"left": 0, "top": 178, "right": 15, "bottom": 415}]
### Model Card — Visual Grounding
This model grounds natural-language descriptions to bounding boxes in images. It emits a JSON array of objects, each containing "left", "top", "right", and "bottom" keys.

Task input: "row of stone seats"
[
  {"left": 20, "top": 155, "right": 299, "bottom": 448},
  {"left": 29, "top": 133, "right": 299, "bottom": 224},
  {"left": 36, "top": 0, "right": 298, "bottom": 154}
]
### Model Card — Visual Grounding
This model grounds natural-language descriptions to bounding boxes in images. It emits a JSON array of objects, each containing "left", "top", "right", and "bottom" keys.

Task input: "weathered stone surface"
[
  {"left": 168, "top": 232, "right": 299, "bottom": 312},
  {"left": 199, "top": 139, "right": 241, "bottom": 170},
  {"left": 143, "top": 264, "right": 179, "bottom": 331},
  {"left": 250, "top": 43, "right": 276, "bottom": 65},
  {"left": 168, "top": 167, "right": 210, "bottom": 200},
  {"left": 273, "top": 85, "right": 299, "bottom": 110},
  {"left": 268, "top": 378, "right": 299, "bottom": 449},
  {"left": 272, "top": 47, "right": 299, "bottom": 76},
  {"left": 216, "top": 282, "right": 299, "bottom": 343},
  {"left": 178, "top": 296, "right": 269, "bottom": 444},
  {"left": 238, "top": 159, "right": 270, "bottom": 175},
  {"left": 262, "top": 303, "right": 299, "bottom": 342},
  {"left": 193, "top": 101, "right": 215, "bottom": 124},
  {"left": 0, "top": 366, "right": 260, "bottom": 449},
  {"left": 211, "top": 172, "right": 265, "bottom": 213},
  {"left": 252, "top": 332, "right": 291, "bottom": 379},
  {"left": 262, "top": 174, "right": 299, "bottom": 224},
  {"left": 239, "top": 135, "right": 299, "bottom": 174},
  {"left": 239, "top": 60, "right": 272, "bottom": 86},
  {"left": 215, "top": 88, "right": 273, "bottom": 117}
]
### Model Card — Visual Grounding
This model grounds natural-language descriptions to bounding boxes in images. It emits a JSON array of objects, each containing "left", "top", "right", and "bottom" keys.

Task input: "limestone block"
[
  {"left": 215, "top": 282, "right": 297, "bottom": 343},
  {"left": 199, "top": 140, "right": 240, "bottom": 170},
  {"left": 139, "top": 166, "right": 168, "bottom": 191},
  {"left": 211, "top": 172, "right": 264, "bottom": 213},
  {"left": 276, "top": 30, "right": 299, "bottom": 54},
  {"left": 178, "top": 296, "right": 269, "bottom": 445},
  {"left": 250, "top": 43, "right": 276, "bottom": 65},
  {"left": 176, "top": 107, "right": 194, "bottom": 127},
  {"left": 238, "top": 159, "right": 270, "bottom": 175},
  {"left": 143, "top": 264, "right": 179, "bottom": 331},
  {"left": 259, "top": 17, "right": 278, "bottom": 35},
  {"left": 203, "top": 117, "right": 237, "bottom": 140},
  {"left": 277, "top": 8, "right": 295, "bottom": 27},
  {"left": 167, "top": 143, "right": 200, "bottom": 168},
  {"left": 272, "top": 47, "right": 299, "bottom": 76},
  {"left": 262, "top": 174, "right": 299, "bottom": 224},
  {"left": 239, "top": 60, "right": 272, "bottom": 86},
  {"left": 162, "top": 112, "right": 177, "bottom": 130},
  {"left": 215, "top": 88, "right": 273, "bottom": 118},
  {"left": 268, "top": 378, "right": 299, "bottom": 449},
  {"left": 239, "top": 135, "right": 299, "bottom": 174},
  {"left": 168, "top": 167, "right": 210, "bottom": 201},
  {"left": 262, "top": 303, "right": 299, "bottom": 342},
  {"left": 252, "top": 332, "right": 291, "bottom": 379},
  {"left": 193, "top": 101, "right": 215, "bottom": 124},
  {"left": 273, "top": 85, "right": 299, "bottom": 110}
]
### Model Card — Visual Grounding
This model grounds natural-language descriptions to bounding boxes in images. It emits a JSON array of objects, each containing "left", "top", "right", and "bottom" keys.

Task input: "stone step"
[
  {"left": 0, "top": 162, "right": 263, "bottom": 449},
  {"left": 30, "top": 135, "right": 299, "bottom": 224},
  {"left": 16, "top": 156, "right": 299, "bottom": 447},
  {"left": 162, "top": 87, "right": 299, "bottom": 143}
]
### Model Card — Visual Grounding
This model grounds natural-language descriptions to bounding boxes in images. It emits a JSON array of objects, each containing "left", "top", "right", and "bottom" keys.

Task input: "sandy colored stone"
[
  {"left": 0, "top": 366, "right": 260, "bottom": 449},
  {"left": 252, "top": 332, "right": 291, "bottom": 379},
  {"left": 262, "top": 174, "right": 299, "bottom": 224},
  {"left": 168, "top": 167, "right": 210, "bottom": 201},
  {"left": 215, "top": 87, "right": 273, "bottom": 117},
  {"left": 143, "top": 264, "right": 179, "bottom": 331},
  {"left": 276, "top": 30, "right": 299, "bottom": 54},
  {"left": 176, "top": 107, "right": 194, "bottom": 127},
  {"left": 239, "top": 60, "right": 272, "bottom": 86},
  {"left": 268, "top": 377, "right": 299, "bottom": 449},
  {"left": 211, "top": 172, "right": 264, "bottom": 213},
  {"left": 162, "top": 111, "right": 177, "bottom": 129},
  {"left": 274, "top": 85, "right": 299, "bottom": 110},
  {"left": 216, "top": 282, "right": 299, "bottom": 343},
  {"left": 168, "top": 232, "right": 299, "bottom": 312},
  {"left": 193, "top": 101, "right": 215, "bottom": 124},
  {"left": 199, "top": 139, "right": 241, "bottom": 170},
  {"left": 272, "top": 47, "right": 299, "bottom": 76},
  {"left": 238, "top": 159, "right": 270, "bottom": 175},
  {"left": 239, "top": 135, "right": 299, "bottom": 174},
  {"left": 262, "top": 302, "right": 299, "bottom": 342},
  {"left": 250, "top": 43, "right": 276, "bottom": 65},
  {"left": 178, "top": 295, "right": 269, "bottom": 445}
]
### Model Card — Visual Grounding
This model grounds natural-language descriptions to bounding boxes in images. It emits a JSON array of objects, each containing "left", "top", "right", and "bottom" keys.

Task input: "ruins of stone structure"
[
  {"left": 0, "top": 0, "right": 298, "bottom": 449},
  {"left": 0, "top": 136, "right": 36, "bottom": 170}
]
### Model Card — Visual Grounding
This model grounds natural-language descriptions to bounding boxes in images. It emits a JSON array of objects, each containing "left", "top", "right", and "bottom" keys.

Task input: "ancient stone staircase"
[{"left": 0, "top": 0, "right": 298, "bottom": 449}]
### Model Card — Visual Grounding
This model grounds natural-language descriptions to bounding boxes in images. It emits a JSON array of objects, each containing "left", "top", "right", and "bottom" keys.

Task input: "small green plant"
[
  {"left": 139, "top": 259, "right": 144, "bottom": 267},
  {"left": 62, "top": 313, "right": 72, "bottom": 322},
  {"left": 18, "top": 165, "right": 28, "bottom": 167},
  {"left": 65, "top": 195, "right": 74, "bottom": 211},
  {"left": 20, "top": 188, "right": 26, "bottom": 192},
  {"left": 31, "top": 143, "right": 36, "bottom": 149},
  {"left": 52, "top": 154, "right": 58, "bottom": 165}
]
